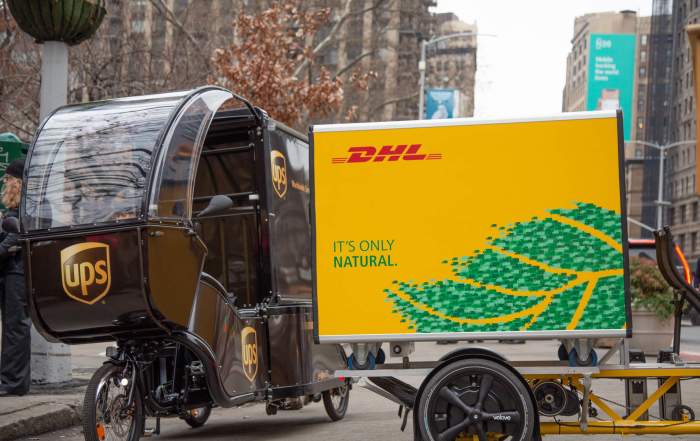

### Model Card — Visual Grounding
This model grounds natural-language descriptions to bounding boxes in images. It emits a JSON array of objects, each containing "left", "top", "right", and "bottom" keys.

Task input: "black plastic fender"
[
  {"left": 171, "top": 331, "right": 256, "bottom": 408},
  {"left": 412, "top": 352, "right": 541, "bottom": 441},
  {"left": 438, "top": 346, "right": 507, "bottom": 363}
]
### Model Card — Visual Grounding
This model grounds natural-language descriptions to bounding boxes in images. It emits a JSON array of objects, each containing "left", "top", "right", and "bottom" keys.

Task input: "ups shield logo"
[
  {"left": 271, "top": 150, "right": 287, "bottom": 198},
  {"left": 241, "top": 326, "right": 258, "bottom": 382},
  {"left": 60, "top": 243, "right": 111, "bottom": 305}
]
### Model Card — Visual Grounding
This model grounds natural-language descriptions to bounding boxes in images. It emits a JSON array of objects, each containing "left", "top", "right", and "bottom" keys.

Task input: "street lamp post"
[
  {"left": 418, "top": 32, "right": 490, "bottom": 120},
  {"left": 626, "top": 139, "right": 696, "bottom": 229}
]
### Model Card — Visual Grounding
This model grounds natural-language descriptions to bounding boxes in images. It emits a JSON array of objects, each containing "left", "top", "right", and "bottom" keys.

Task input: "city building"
[
  {"left": 101, "top": 0, "right": 468, "bottom": 123},
  {"left": 562, "top": 10, "right": 650, "bottom": 238},
  {"left": 1, "top": 0, "right": 455, "bottom": 135},
  {"left": 663, "top": 0, "right": 700, "bottom": 260},
  {"left": 640, "top": 0, "right": 674, "bottom": 240},
  {"left": 423, "top": 12, "right": 477, "bottom": 118},
  {"left": 312, "top": 0, "right": 435, "bottom": 122}
]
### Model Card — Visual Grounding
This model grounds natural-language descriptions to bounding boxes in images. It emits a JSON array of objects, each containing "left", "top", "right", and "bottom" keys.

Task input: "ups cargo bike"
[
  {"left": 21, "top": 87, "right": 349, "bottom": 441},
  {"left": 310, "top": 111, "right": 700, "bottom": 440},
  {"left": 20, "top": 88, "right": 700, "bottom": 441}
]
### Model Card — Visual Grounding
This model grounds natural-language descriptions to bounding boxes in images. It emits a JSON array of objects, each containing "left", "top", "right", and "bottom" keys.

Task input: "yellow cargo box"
[{"left": 310, "top": 111, "right": 630, "bottom": 343}]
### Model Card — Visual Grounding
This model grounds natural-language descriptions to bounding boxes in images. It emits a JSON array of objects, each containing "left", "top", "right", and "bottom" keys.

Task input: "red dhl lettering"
[{"left": 331, "top": 144, "right": 442, "bottom": 164}]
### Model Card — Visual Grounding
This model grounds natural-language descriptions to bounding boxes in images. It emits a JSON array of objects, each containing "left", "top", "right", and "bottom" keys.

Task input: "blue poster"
[
  {"left": 425, "top": 88, "right": 457, "bottom": 119},
  {"left": 586, "top": 34, "right": 636, "bottom": 140}
]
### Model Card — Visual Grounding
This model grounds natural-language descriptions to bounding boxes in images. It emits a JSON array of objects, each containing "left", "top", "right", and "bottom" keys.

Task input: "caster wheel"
[
  {"left": 588, "top": 406, "right": 598, "bottom": 418},
  {"left": 557, "top": 344, "right": 568, "bottom": 361},
  {"left": 266, "top": 403, "right": 278, "bottom": 415},
  {"left": 375, "top": 348, "right": 386, "bottom": 365},
  {"left": 568, "top": 348, "right": 598, "bottom": 367},
  {"left": 348, "top": 352, "right": 376, "bottom": 370}
]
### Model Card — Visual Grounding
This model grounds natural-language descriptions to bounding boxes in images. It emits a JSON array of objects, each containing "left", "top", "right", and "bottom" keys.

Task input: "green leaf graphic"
[{"left": 386, "top": 202, "right": 626, "bottom": 333}]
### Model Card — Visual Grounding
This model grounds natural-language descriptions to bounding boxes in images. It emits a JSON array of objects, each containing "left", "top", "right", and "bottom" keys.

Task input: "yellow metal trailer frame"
[
  {"left": 531, "top": 365, "right": 700, "bottom": 435},
  {"left": 339, "top": 359, "right": 700, "bottom": 437}
]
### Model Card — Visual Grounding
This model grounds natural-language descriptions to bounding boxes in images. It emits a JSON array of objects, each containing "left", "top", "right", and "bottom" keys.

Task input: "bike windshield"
[{"left": 22, "top": 91, "right": 189, "bottom": 231}]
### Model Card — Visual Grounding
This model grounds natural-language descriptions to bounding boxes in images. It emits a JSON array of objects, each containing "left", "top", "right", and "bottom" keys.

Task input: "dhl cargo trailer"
[{"left": 310, "top": 110, "right": 700, "bottom": 440}]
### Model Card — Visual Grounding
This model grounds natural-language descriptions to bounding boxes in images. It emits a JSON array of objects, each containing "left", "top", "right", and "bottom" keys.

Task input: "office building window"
[
  {"left": 693, "top": 232, "right": 698, "bottom": 252},
  {"left": 680, "top": 234, "right": 686, "bottom": 253}
]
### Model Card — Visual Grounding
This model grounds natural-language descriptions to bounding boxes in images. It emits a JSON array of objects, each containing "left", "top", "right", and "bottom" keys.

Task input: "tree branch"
[
  {"left": 293, "top": 0, "right": 388, "bottom": 79},
  {"left": 334, "top": 49, "right": 376, "bottom": 79},
  {"left": 370, "top": 91, "right": 419, "bottom": 114},
  {"left": 0, "top": 113, "right": 32, "bottom": 138},
  {"left": 148, "top": 0, "right": 211, "bottom": 69}
]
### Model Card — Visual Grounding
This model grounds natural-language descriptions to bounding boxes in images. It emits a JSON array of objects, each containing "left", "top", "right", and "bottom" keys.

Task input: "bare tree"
[
  {"left": 0, "top": 0, "right": 431, "bottom": 138},
  {"left": 0, "top": 1, "right": 40, "bottom": 138},
  {"left": 212, "top": 2, "right": 375, "bottom": 129}
]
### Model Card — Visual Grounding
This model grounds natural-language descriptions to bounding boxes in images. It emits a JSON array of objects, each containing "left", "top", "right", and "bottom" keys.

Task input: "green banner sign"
[
  {"left": 0, "top": 132, "right": 27, "bottom": 210},
  {"left": 586, "top": 33, "right": 636, "bottom": 140}
]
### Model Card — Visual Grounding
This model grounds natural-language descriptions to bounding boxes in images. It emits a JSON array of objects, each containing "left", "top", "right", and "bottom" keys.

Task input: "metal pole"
[
  {"left": 657, "top": 145, "right": 665, "bottom": 229},
  {"left": 418, "top": 40, "right": 426, "bottom": 120},
  {"left": 33, "top": 41, "right": 72, "bottom": 384}
]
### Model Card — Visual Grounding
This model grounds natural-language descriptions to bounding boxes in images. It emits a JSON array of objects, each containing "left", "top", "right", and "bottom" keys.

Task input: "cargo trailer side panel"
[{"left": 310, "top": 111, "right": 630, "bottom": 343}]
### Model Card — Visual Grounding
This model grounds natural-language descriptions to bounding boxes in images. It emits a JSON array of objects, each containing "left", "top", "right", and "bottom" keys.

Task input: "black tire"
[
  {"left": 671, "top": 404, "right": 696, "bottom": 421},
  {"left": 83, "top": 363, "right": 144, "bottom": 441},
  {"left": 322, "top": 382, "right": 350, "bottom": 421},
  {"left": 418, "top": 358, "right": 535, "bottom": 441},
  {"left": 182, "top": 405, "right": 212, "bottom": 428}
]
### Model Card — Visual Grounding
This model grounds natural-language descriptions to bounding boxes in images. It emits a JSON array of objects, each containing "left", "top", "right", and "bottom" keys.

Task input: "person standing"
[{"left": 0, "top": 159, "right": 29, "bottom": 396}]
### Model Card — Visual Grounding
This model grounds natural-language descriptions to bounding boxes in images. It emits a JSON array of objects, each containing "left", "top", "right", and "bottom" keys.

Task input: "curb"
[{"left": 0, "top": 401, "right": 81, "bottom": 441}]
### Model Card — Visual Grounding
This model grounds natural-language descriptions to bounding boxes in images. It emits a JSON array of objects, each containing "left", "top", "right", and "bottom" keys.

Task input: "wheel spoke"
[
  {"left": 483, "top": 410, "right": 521, "bottom": 424},
  {"left": 475, "top": 423, "right": 488, "bottom": 441},
  {"left": 438, "top": 419, "right": 470, "bottom": 441},
  {"left": 439, "top": 385, "right": 475, "bottom": 415},
  {"left": 476, "top": 374, "right": 493, "bottom": 408}
]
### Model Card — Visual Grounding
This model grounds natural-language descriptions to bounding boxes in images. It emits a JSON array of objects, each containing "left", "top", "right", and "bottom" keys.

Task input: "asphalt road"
[{"left": 17, "top": 327, "right": 700, "bottom": 441}]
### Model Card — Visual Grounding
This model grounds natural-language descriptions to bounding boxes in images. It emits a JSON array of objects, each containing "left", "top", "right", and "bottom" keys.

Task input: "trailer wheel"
[
  {"left": 323, "top": 381, "right": 350, "bottom": 421},
  {"left": 418, "top": 358, "right": 534, "bottom": 441}
]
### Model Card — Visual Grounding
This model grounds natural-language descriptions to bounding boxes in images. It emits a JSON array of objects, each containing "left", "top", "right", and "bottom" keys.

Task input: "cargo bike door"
[{"left": 144, "top": 88, "right": 271, "bottom": 399}]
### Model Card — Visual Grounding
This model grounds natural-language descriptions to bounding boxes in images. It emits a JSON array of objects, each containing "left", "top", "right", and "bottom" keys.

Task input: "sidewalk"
[{"left": 0, "top": 342, "right": 106, "bottom": 441}]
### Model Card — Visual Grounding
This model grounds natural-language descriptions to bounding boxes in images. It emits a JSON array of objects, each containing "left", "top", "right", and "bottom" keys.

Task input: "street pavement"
[{"left": 8, "top": 326, "right": 700, "bottom": 441}]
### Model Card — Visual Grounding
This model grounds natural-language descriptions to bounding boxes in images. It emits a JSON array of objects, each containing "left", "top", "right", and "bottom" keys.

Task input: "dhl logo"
[{"left": 332, "top": 144, "right": 442, "bottom": 164}]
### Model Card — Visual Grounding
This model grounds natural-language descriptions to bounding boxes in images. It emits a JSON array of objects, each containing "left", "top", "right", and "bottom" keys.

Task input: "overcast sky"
[{"left": 432, "top": 0, "right": 653, "bottom": 118}]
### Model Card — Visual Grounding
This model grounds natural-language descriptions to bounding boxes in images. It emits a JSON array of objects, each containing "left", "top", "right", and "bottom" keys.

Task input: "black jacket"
[{"left": 0, "top": 209, "right": 23, "bottom": 276}]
